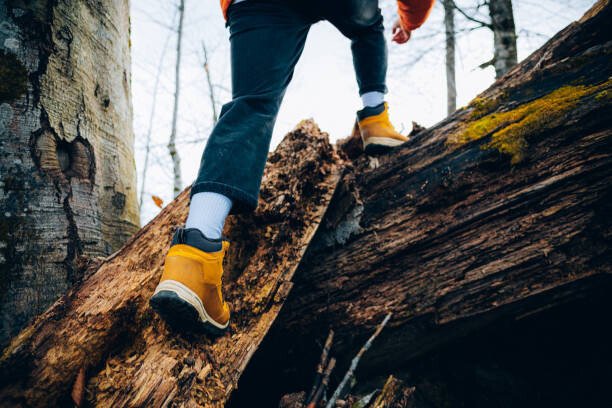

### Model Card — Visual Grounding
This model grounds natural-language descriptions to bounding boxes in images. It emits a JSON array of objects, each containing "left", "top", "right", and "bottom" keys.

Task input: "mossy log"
[
  {"left": 230, "top": 1, "right": 612, "bottom": 401},
  {"left": 0, "top": 121, "right": 341, "bottom": 407}
]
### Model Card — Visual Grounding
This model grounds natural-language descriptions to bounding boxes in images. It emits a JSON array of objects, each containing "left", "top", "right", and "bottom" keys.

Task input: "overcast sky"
[{"left": 131, "top": 0, "right": 594, "bottom": 224}]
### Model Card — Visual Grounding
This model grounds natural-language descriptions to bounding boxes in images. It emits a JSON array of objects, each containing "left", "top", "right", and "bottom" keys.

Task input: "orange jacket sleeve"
[
  {"left": 220, "top": 0, "right": 231, "bottom": 20},
  {"left": 397, "top": 0, "right": 435, "bottom": 31}
]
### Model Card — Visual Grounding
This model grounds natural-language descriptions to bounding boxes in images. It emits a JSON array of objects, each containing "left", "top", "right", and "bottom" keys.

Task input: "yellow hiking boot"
[
  {"left": 358, "top": 102, "right": 408, "bottom": 154},
  {"left": 150, "top": 228, "right": 230, "bottom": 334}
]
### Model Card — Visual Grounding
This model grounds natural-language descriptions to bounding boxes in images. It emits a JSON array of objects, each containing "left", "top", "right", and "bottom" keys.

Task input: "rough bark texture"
[
  {"left": 489, "top": 0, "right": 518, "bottom": 78},
  {"left": 0, "top": 121, "right": 341, "bottom": 407},
  {"left": 0, "top": 0, "right": 138, "bottom": 347},
  {"left": 229, "top": 3, "right": 611, "bottom": 403}
]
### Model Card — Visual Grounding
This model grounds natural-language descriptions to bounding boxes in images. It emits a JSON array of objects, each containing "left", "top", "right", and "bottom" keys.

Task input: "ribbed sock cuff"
[{"left": 185, "top": 192, "right": 233, "bottom": 239}]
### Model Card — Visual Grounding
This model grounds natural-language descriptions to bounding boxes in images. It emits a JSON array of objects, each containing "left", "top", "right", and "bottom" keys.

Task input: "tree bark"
[
  {"left": 488, "top": 0, "right": 518, "bottom": 78},
  {"left": 0, "top": 0, "right": 138, "bottom": 348},
  {"left": 267, "top": 0, "right": 611, "bottom": 377},
  {"left": 0, "top": 121, "right": 341, "bottom": 407},
  {"left": 443, "top": 0, "right": 457, "bottom": 115}
]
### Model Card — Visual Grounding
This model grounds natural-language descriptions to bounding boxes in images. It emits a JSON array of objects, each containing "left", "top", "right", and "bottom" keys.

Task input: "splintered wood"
[{"left": 0, "top": 120, "right": 341, "bottom": 407}]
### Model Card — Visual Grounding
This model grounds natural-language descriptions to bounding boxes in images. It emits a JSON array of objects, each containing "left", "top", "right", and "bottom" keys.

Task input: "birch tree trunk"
[
  {"left": 168, "top": 0, "right": 185, "bottom": 198},
  {"left": 443, "top": 0, "right": 457, "bottom": 114},
  {"left": 488, "top": 0, "right": 518, "bottom": 78},
  {"left": 0, "top": 0, "right": 138, "bottom": 347}
]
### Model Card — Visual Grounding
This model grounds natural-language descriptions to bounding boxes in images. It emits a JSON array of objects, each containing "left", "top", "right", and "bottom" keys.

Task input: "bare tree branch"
[
  {"left": 450, "top": 0, "right": 492, "bottom": 27},
  {"left": 305, "top": 329, "right": 334, "bottom": 405},
  {"left": 325, "top": 313, "right": 392, "bottom": 408}
]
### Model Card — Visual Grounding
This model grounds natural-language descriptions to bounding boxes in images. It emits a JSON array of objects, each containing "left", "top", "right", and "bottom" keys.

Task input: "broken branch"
[{"left": 325, "top": 313, "right": 392, "bottom": 408}]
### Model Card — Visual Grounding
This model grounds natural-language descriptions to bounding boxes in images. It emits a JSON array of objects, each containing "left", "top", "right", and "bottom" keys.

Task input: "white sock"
[
  {"left": 185, "top": 192, "right": 232, "bottom": 239},
  {"left": 361, "top": 91, "right": 385, "bottom": 108}
]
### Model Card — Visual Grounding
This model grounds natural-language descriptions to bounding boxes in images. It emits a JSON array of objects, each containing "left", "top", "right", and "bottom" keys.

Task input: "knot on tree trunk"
[{"left": 32, "top": 130, "right": 95, "bottom": 185}]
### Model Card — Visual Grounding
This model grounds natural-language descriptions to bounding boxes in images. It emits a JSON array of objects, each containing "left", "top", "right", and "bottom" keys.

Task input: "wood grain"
[{"left": 0, "top": 121, "right": 341, "bottom": 407}]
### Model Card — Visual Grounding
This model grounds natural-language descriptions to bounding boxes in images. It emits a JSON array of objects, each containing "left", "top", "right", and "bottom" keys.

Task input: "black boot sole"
[
  {"left": 150, "top": 290, "right": 227, "bottom": 337},
  {"left": 364, "top": 143, "right": 395, "bottom": 155}
]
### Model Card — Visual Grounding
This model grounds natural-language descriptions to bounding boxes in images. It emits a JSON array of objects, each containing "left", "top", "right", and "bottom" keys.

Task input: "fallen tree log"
[
  {"left": 230, "top": 1, "right": 612, "bottom": 401},
  {"left": 0, "top": 121, "right": 341, "bottom": 407}
]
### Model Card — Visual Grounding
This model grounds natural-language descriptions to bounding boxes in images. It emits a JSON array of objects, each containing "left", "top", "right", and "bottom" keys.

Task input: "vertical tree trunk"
[
  {"left": 443, "top": 0, "right": 457, "bottom": 114},
  {"left": 202, "top": 40, "right": 219, "bottom": 125},
  {"left": 488, "top": 0, "right": 518, "bottom": 78},
  {"left": 168, "top": 0, "right": 185, "bottom": 198},
  {"left": 0, "top": 0, "right": 138, "bottom": 347}
]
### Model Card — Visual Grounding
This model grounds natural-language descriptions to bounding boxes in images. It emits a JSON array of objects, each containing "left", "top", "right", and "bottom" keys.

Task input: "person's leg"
[
  {"left": 326, "top": 0, "right": 408, "bottom": 153},
  {"left": 325, "top": 0, "right": 387, "bottom": 99},
  {"left": 185, "top": 0, "right": 311, "bottom": 239},
  {"left": 192, "top": 0, "right": 311, "bottom": 214},
  {"left": 152, "top": 1, "right": 311, "bottom": 333}
]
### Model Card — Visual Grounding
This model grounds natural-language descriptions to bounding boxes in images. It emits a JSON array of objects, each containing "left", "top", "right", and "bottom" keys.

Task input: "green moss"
[
  {"left": 468, "top": 95, "right": 503, "bottom": 119},
  {"left": 0, "top": 51, "right": 28, "bottom": 104},
  {"left": 450, "top": 80, "right": 612, "bottom": 164},
  {"left": 595, "top": 90, "right": 609, "bottom": 100}
]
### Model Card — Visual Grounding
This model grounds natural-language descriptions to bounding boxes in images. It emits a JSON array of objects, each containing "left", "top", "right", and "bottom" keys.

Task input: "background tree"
[
  {"left": 488, "top": 0, "right": 518, "bottom": 77},
  {"left": 0, "top": 0, "right": 138, "bottom": 347},
  {"left": 449, "top": 0, "right": 518, "bottom": 78},
  {"left": 202, "top": 40, "right": 219, "bottom": 125},
  {"left": 443, "top": 0, "right": 457, "bottom": 113},
  {"left": 168, "top": 0, "right": 185, "bottom": 198}
]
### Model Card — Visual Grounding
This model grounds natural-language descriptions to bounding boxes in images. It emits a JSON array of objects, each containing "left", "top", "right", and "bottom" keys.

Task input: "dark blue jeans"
[{"left": 192, "top": 0, "right": 387, "bottom": 213}]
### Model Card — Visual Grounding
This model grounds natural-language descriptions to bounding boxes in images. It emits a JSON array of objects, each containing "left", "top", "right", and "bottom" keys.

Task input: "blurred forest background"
[{"left": 132, "top": 0, "right": 593, "bottom": 224}]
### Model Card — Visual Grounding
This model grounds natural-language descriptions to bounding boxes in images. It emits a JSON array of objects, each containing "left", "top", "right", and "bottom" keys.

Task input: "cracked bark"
[{"left": 0, "top": 0, "right": 138, "bottom": 347}]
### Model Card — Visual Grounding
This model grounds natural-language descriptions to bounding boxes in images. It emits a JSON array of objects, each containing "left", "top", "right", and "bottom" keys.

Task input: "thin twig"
[
  {"left": 450, "top": 0, "right": 491, "bottom": 27},
  {"left": 325, "top": 313, "right": 392, "bottom": 408},
  {"left": 305, "top": 329, "right": 334, "bottom": 405},
  {"left": 307, "top": 357, "right": 336, "bottom": 408}
]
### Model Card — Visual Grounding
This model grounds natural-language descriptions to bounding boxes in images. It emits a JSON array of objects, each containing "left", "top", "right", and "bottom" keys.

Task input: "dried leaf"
[{"left": 152, "top": 195, "right": 164, "bottom": 208}]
